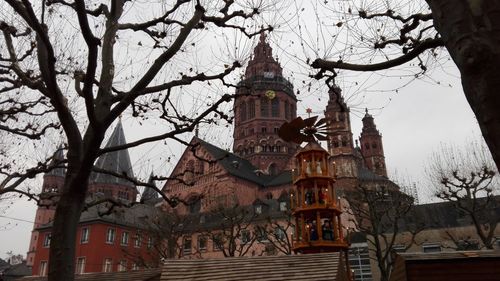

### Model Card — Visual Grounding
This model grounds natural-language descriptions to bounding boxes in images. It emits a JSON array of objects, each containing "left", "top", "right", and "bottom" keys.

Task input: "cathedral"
[
  {"left": 27, "top": 33, "right": 400, "bottom": 275},
  {"left": 162, "top": 33, "right": 397, "bottom": 216}
]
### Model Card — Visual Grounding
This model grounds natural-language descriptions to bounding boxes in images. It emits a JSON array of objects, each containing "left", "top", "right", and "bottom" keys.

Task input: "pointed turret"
[
  {"left": 359, "top": 109, "right": 387, "bottom": 178},
  {"left": 46, "top": 146, "right": 65, "bottom": 177},
  {"left": 245, "top": 33, "right": 284, "bottom": 78},
  {"left": 91, "top": 120, "right": 135, "bottom": 187},
  {"left": 141, "top": 172, "right": 159, "bottom": 203},
  {"left": 88, "top": 120, "right": 138, "bottom": 201},
  {"left": 27, "top": 146, "right": 66, "bottom": 267}
]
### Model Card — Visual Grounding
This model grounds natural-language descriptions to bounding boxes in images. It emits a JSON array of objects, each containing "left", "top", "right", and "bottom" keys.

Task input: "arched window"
[
  {"left": 260, "top": 98, "right": 269, "bottom": 117},
  {"left": 290, "top": 104, "right": 295, "bottom": 118},
  {"left": 271, "top": 99, "right": 280, "bottom": 117},
  {"left": 240, "top": 101, "right": 247, "bottom": 121},
  {"left": 266, "top": 192, "right": 273, "bottom": 199},
  {"left": 248, "top": 99, "right": 256, "bottom": 118},
  {"left": 268, "top": 163, "right": 278, "bottom": 176},
  {"left": 372, "top": 142, "right": 377, "bottom": 149},
  {"left": 341, "top": 137, "right": 348, "bottom": 147},
  {"left": 365, "top": 143, "right": 370, "bottom": 149},
  {"left": 189, "top": 198, "right": 201, "bottom": 214},
  {"left": 284, "top": 101, "right": 290, "bottom": 119}
]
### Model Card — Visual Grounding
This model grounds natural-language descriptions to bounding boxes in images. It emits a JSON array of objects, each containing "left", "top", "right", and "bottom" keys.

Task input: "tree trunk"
[
  {"left": 427, "top": 0, "right": 500, "bottom": 172},
  {"left": 48, "top": 174, "right": 88, "bottom": 281},
  {"left": 47, "top": 129, "right": 103, "bottom": 280}
]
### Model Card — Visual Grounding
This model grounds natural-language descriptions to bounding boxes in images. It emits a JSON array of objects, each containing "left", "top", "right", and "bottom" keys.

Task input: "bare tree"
[
  {"left": 200, "top": 204, "right": 259, "bottom": 257},
  {"left": 121, "top": 210, "right": 194, "bottom": 268},
  {"left": 308, "top": 0, "right": 500, "bottom": 171},
  {"left": 428, "top": 140, "right": 499, "bottom": 249},
  {"left": 346, "top": 185, "right": 421, "bottom": 281},
  {"left": 0, "top": 1, "right": 275, "bottom": 279},
  {"left": 261, "top": 209, "right": 294, "bottom": 255}
]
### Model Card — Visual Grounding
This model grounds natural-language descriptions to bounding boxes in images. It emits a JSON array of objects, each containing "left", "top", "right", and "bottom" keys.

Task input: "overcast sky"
[{"left": 0, "top": 0, "right": 486, "bottom": 260}]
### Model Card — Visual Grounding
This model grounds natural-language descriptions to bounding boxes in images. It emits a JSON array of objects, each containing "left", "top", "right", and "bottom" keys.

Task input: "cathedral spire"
[
  {"left": 324, "top": 83, "right": 358, "bottom": 180},
  {"left": 233, "top": 33, "right": 297, "bottom": 173},
  {"left": 46, "top": 145, "right": 65, "bottom": 177},
  {"left": 245, "top": 32, "right": 283, "bottom": 78},
  {"left": 91, "top": 120, "right": 135, "bottom": 187},
  {"left": 141, "top": 172, "right": 159, "bottom": 203},
  {"left": 360, "top": 109, "right": 387, "bottom": 178}
]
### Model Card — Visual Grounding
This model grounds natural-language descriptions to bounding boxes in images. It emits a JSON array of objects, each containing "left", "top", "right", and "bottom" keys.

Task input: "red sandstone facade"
[
  {"left": 32, "top": 222, "right": 156, "bottom": 276},
  {"left": 233, "top": 34, "right": 298, "bottom": 173},
  {"left": 161, "top": 34, "right": 392, "bottom": 259},
  {"left": 359, "top": 109, "right": 388, "bottom": 178},
  {"left": 27, "top": 122, "right": 149, "bottom": 276}
]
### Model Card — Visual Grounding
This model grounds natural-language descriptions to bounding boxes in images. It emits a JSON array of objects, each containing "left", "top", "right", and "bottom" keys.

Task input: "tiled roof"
[
  {"left": 410, "top": 196, "right": 500, "bottom": 230},
  {"left": 36, "top": 202, "right": 159, "bottom": 230},
  {"left": 17, "top": 268, "right": 161, "bottom": 281},
  {"left": 160, "top": 252, "right": 348, "bottom": 281},
  {"left": 46, "top": 146, "right": 65, "bottom": 177},
  {"left": 141, "top": 173, "right": 160, "bottom": 203},
  {"left": 197, "top": 138, "right": 292, "bottom": 188},
  {"left": 0, "top": 261, "right": 31, "bottom": 278},
  {"left": 90, "top": 120, "right": 136, "bottom": 188}
]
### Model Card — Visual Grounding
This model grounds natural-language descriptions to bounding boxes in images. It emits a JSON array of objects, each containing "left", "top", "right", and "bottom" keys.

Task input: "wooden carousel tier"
[
  {"left": 291, "top": 203, "right": 342, "bottom": 215},
  {"left": 293, "top": 240, "right": 349, "bottom": 254},
  {"left": 293, "top": 174, "right": 335, "bottom": 185}
]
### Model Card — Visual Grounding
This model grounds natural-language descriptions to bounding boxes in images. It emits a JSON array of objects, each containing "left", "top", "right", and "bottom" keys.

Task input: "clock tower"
[{"left": 233, "top": 33, "right": 297, "bottom": 174}]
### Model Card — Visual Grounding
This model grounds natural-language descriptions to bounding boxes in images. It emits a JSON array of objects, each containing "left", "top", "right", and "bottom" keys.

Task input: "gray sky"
[{"left": 0, "top": 0, "right": 485, "bottom": 260}]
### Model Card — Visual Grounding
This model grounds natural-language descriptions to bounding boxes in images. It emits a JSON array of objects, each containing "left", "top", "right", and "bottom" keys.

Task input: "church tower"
[
  {"left": 324, "top": 84, "right": 358, "bottom": 189},
  {"left": 233, "top": 33, "right": 297, "bottom": 174},
  {"left": 88, "top": 120, "right": 138, "bottom": 201},
  {"left": 26, "top": 148, "right": 65, "bottom": 266},
  {"left": 359, "top": 109, "right": 388, "bottom": 178}
]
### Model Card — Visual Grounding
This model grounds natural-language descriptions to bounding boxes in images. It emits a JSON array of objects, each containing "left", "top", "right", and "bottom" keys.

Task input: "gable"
[{"left": 162, "top": 137, "right": 225, "bottom": 192}]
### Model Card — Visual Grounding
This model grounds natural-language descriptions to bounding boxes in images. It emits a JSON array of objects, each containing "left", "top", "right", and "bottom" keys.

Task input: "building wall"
[
  {"left": 26, "top": 175, "right": 64, "bottom": 267},
  {"left": 31, "top": 222, "right": 156, "bottom": 276},
  {"left": 366, "top": 224, "right": 500, "bottom": 281}
]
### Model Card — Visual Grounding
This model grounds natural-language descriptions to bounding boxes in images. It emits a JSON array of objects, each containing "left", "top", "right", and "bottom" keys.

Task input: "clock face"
[{"left": 265, "top": 90, "right": 276, "bottom": 100}]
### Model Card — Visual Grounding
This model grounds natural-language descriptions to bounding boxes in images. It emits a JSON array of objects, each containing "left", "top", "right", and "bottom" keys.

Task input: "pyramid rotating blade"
[
  {"left": 315, "top": 117, "right": 327, "bottom": 128},
  {"left": 295, "top": 133, "right": 309, "bottom": 144},
  {"left": 303, "top": 116, "right": 318, "bottom": 127},
  {"left": 315, "top": 133, "right": 329, "bottom": 141},
  {"left": 288, "top": 117, "right": 306, "bottom": 130},
  {"left": 278, "top": 122, "right": 297, "bottom": 142}
]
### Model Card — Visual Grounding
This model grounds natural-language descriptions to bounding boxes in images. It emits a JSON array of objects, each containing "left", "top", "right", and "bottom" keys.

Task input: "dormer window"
[{"left": 255, "top": 205, "right": 262, "bottom": 214}]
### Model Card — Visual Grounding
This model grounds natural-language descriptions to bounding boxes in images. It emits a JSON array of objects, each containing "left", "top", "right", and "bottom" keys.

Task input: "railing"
[{"left": 237, "top": 76, "right": 295, "bottom": 96}]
